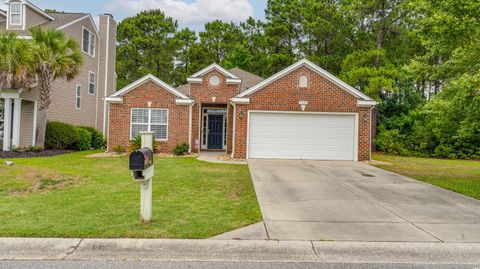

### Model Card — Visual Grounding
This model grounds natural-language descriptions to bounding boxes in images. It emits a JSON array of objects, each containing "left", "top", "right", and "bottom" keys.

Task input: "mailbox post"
[{"left": 129, "top": 131, "right": 155, "bottom": 223}]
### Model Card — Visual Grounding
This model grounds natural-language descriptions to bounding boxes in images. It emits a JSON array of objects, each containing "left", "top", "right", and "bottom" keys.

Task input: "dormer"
[{"left": 5, "top": 0, "right": 54, "bottom": 31}]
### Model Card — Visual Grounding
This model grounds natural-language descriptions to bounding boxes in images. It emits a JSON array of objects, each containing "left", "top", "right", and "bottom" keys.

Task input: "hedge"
[{"left": 45, "top": 121, "right": 106, "bottom": 151}]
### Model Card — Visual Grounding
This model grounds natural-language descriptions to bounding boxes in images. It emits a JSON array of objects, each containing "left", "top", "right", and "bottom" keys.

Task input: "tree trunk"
[
  {"left": 374, "top": 0, "right": 386, "bottom": 68},
  {"left": 35, "top": 108, "right": 47, "bottom": 148}
]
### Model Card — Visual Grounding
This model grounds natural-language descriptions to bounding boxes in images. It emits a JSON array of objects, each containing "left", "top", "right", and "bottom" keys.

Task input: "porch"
[
  {"left": 198, "top": 103, "right": 231, "bottom": 153},
  {"left": 0, "top": 91, "right": 38, "bottom": 151}
]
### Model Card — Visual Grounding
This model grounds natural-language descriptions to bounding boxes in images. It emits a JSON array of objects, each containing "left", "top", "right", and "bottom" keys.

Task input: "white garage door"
[{"left": 248, "top": 112, "right": 357, "bottom": 160}]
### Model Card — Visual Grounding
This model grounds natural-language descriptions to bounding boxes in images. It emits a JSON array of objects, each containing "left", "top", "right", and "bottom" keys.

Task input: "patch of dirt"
[
  {"left": 0, "top": 150, "right": 72, "bottom": 159},
  {"left": 367, "top": 160, "right": 393, "bottom": 166},
  {"left": 7, "top": 167, "right": 85, "bottom": 196},
  {"left": 86, "top": 152, "right": 125, "bottom": 158},
  {"left": 86, "top": 152, "right": 198, "bottom": 158}
]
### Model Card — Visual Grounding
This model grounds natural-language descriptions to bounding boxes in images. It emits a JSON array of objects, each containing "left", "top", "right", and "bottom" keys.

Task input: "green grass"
[
  {"left": 372, "top": 153, "right": 480, "bottom": 199},
  {"left": 0, "top": 151, "right": 261, "bottom": 238}
]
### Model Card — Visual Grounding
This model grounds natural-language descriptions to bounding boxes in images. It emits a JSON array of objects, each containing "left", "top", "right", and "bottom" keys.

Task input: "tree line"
[{"left": 115, "top": 0, "right": 478, "bottom": 159}]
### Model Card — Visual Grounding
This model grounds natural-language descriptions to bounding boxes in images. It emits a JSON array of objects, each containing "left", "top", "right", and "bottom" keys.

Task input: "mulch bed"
[{"left": 0, "top": 150, "right": 73, "bottom": 159}]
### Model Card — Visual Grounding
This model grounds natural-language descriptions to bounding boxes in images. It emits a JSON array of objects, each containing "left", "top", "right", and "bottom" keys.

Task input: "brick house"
[
  {"left": 106, "top": 59, "right": 376, "bottom": 161},
  {"left": 0, "top": 0, "right": 116, "bottom": 151}
]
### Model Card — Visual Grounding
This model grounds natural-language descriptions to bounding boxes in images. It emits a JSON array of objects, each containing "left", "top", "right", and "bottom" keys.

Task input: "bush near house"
[
  {"left": 79, "top": 126, "right": 107, "bottom": 149},
  {"left": 45, "top": 121, "right": 106, "bottom": 151},
  {"left": 74, "top": 128, "right": 92, "bottom": 151},
  {"left": 129, "top": 135, "right": 160, "bottom": 153},
  {"left": 45, "top": 121, "right": 80, "bottom": 150},
  {"left": 173, "top": 143, "right": 189, "bottom": 156}
]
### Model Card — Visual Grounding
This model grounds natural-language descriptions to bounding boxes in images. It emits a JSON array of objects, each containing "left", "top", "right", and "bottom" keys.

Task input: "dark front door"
[{"left": 208, "top": 114, "right": 223, "bottom": 149}]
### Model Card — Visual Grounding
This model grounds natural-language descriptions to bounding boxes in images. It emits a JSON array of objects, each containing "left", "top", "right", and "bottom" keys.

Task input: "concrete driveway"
[{"left": 248, "top": 159, "right": 480, "bottom": 242}]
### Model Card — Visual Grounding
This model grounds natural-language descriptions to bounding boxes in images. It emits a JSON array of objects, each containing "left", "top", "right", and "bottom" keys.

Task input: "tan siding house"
[{"left": 0, "top": 0, "right": 117, "bottom": 150}]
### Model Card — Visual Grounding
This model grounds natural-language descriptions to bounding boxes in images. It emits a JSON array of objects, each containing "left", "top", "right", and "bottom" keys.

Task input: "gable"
[
  {"left": 237, "top": 59, "right": 373, "bottom": 102},
  {"left": 187, "top": 63, "right": 241, "bottom": 84},
  {"left": 106, "top": 74, "right": 192, "bottom": 105},
  {"left": 247, "top": 66, "right": 358, "bottom": 108}
]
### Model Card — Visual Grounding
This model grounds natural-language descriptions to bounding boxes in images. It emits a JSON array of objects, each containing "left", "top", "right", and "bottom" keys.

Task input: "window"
[
  {"left": 75, "top": 85, "right": 81, "bottom": 109},
  {"left": 9, "top": 3, "right": 22, "bottom": 25},
  {"left": 299, "top": 74, "right": 308, "bottom": 88},
  {"left": 88, "top": 72, "right": 96, "bottom": 94},
  {"left": 131, "top": 108, "right": 168, "bottom": 140},
  {"left": 82, "top": 28, "right": 96, "bottom": 56},
  {"left": 209, "top": 75, "right": 220, "bottom": 86}
]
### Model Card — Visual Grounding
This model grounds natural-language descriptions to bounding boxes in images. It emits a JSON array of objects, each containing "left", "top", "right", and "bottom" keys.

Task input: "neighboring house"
[
  {"left": 107, "top": 59, "right": 377, "bottom": 161},
  {"left": 0, "top": 0, "right": 116, "bottom": 151}
]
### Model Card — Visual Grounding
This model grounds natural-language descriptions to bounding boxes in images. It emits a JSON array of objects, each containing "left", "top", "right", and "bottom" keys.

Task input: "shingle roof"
[
  {"left": 176, "top": 84, "right": 190, "bottom": 96},
  {"left": 175, "top": 68, "right": 264, "bottom": 96},
  {"left": 41, "top": 12, "right": 88, "bottom": 29},
  {"left": 0, "top": 12, "right": 89, "bottom": 36},
  {"left": 228, "top": 68, "right": 264, "bottom": 92}
]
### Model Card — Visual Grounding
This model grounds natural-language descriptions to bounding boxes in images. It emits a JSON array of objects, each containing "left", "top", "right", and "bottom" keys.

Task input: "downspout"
[
  {"left": 188, "top": 102, "right": 194, "bottom": 153},
  {"left": 231, "top": 102, "right": 236, "bottom": 158},
  {"left": 102, "top": 15, "right": 110, "bottom": 135},
  {"left": 369, "top": 105, "right": 375, "bottom": 161}
]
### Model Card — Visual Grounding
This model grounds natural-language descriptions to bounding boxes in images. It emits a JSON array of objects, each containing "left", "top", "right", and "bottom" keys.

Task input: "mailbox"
[
  {"left": 129, "top": 147, "right": 154, "bottom": 181},
  {"left": 129, "top": 147, "right": 153, "bottom": 171}
]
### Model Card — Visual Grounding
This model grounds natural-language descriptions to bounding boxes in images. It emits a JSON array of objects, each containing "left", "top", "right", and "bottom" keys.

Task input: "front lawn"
[
  {"left": 372, "top": 153, "right": 480, "bottom": 200},
  {"left": 0, "top": 151, "right": 261, "bottom": 238}
]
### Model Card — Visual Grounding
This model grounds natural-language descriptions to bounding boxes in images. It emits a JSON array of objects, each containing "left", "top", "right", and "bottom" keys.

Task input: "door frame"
[
  {"left": 201, "top": 107, "right": 228, "bottom": 150},
  {"left": 246, "top": 110, "right": 359, "bottom": 161}
]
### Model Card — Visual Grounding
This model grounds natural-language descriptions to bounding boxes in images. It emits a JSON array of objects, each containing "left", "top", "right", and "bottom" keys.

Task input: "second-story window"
[
  {"left": 75, "top": 85, "right": 81, "bottom": 109},
  {"left": 82, "top": 28, "right": 95, "bottom": 57},
  {"left": 9, "top": 3, "right": 22, "bottom": 25},
  {"left": 88, "top": 72, "right": 96, "bottom": 94}
]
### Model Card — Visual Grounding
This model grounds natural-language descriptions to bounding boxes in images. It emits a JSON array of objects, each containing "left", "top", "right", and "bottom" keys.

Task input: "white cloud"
[{"left": 105, "top": 0, "right": 254, "bottom": 24}]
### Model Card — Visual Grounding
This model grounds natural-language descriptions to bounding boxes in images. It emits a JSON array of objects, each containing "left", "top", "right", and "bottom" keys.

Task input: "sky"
[{"left": 4, "top": 0, "right": 268, "bottom": 31}]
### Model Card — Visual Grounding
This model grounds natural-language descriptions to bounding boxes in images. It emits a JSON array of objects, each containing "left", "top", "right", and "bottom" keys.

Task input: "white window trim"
[
  {"left": 8, "top": 3, "right": 23, "bottom": 26},
  {"left": 130, "top": 108, "right": 169, "bottom": 141},
  {"left": 88, "top": 71, "right": 96, "bottom": 95},
  {"left": 299, "top": 74, "right": 309, "bottom": 88},
  {"left": 75, "top": 85, "right": 81, "bottom": 110},
  {"left": 82, "top": 27, "right": 96, "bottom": 57}
]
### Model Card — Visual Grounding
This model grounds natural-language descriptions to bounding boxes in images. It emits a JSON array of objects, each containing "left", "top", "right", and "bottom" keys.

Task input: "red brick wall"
[
  {"left": 108, "top": 80, "right": 190, "bottom": 153},
  {"left": 189, "top": 70, "right": 239, "bottom": 153},
  {"left": 233, "top": 66, "right": 372, "bottom": 161}
]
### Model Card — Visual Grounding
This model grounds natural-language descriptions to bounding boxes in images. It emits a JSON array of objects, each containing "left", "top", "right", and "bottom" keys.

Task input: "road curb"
[{"left": 1, "top": 238, "right": 480, "bottom": 264}]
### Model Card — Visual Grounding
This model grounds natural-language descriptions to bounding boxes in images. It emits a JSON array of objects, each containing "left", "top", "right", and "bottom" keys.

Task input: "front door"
[{"left": 208, "top": 114, "right": 223, "bottom": 149}]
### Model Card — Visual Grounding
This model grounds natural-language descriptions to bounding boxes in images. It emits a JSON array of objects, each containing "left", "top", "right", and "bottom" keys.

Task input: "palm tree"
[
  {"left": 0, "top": 32, "right": 35, "bottom": 92},
  {"left": 30, "top": 28, "right": 83, "bottom": 148}
]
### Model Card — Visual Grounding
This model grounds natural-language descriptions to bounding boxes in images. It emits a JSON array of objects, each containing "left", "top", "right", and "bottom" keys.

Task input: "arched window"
[{"left": 299, "top": 75, "right": 308, "bottom": 88}]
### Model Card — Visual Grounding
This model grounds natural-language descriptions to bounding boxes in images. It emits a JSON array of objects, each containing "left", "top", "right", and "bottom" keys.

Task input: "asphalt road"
[{"left": 0, "top": 261, "right": 479, "bottom": 269}]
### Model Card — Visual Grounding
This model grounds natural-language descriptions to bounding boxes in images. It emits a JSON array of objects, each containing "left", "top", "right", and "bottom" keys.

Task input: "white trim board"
[
  {"left": 188, "top": 63, "right": 240, "bottom": 80},
  {"left": 237, "top": 59, "right": 373, "bottom": 102},
  {"left": 110, "top": 74, "right": 190, "bottom": 100}
]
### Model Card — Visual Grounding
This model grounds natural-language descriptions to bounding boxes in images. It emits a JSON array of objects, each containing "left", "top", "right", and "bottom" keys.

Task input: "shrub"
[
  {"left": 79, "top": 126, "right": 106, "bottom": 149},
  {"left": 26, "top": 146, "right": 43, "bottom": 152},
  {"left": 129, "top": 135, "right": 160, "bottom": 153},
  {"left": 173, "top": 143, "right": 189, "bottom": 156},
  {"left": 45, "top": 121, "right": 79, "bottom": 149},
  {"left": 74, "top": 128, "right": 92, "bottom": 151},
  {"left": 113, "top": 145, "right": 126, "bottom": 154},
  {"left": 376, "top": 125, "right": 407, "bottom": 155}
]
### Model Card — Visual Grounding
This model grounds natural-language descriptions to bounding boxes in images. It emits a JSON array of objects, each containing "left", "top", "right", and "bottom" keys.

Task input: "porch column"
[
  {"left": 11, "top": 98, "right": 22, "bottom": 148},
  {"left": 2, "top": 98, "right": 12, "bottom": 151}
]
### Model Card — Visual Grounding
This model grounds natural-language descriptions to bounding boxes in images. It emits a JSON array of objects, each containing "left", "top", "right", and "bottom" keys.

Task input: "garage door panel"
[{"left": 248, "top": 112, "right": 356, "bottom": 160}]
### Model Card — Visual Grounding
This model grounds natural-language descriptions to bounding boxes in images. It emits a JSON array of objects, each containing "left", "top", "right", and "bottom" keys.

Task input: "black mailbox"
[{"left": 129, "top": 147, "right": 153, "bottom": 171}]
